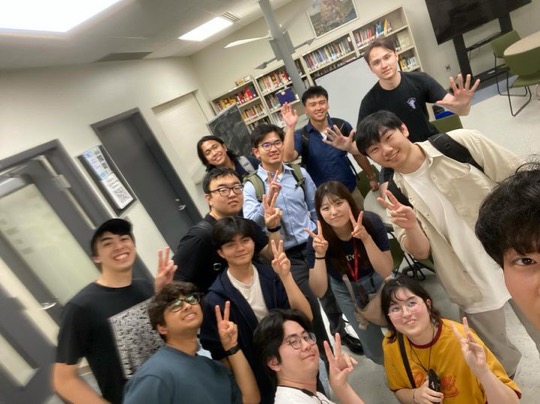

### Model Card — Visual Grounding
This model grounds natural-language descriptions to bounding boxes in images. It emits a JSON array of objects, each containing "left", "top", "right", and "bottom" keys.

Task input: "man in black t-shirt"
[
  {"left": 52, "top": 219, "right": 176, "bottom": 404},
  {"left": 173, "top": 168, "right": 281, "bottom": 292}
]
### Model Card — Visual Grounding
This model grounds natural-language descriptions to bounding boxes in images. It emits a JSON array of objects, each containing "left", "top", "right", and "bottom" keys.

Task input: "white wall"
[
  {"left": 0, "top": 57, "right": 213, "bottom": 273},
  {"left": 191, "top": 0, "right": 540, "bottom": 98}
]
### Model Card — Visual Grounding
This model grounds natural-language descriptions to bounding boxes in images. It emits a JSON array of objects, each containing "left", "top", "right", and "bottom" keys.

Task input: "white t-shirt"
[
  {"left": 402, "top": 159, "right": 510, "bottom": 313},
  {"left": 274, "top": 386, "right": 335, "bottom": 404},
  {"left": 227, "top": 266, "right": 269, "bottom": 321}
]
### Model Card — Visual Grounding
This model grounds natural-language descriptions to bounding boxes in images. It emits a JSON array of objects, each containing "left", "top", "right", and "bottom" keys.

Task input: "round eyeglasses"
[
  {"left": 208, "top": 185, "right": 244, "bottom": 197},
  {"left": 387, "top": 298, "right": 424, "bottom": 319},
  {"left": 167, "top": 293, "right": 202, "bottom": 312},
  {"left": 259, "top": 140, "right": 283, "bottom": 151},
  {"left": 282, "top": 332, "right": 317, "bottom": 350}
]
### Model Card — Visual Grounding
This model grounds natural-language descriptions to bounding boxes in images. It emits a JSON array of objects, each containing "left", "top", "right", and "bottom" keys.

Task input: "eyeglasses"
[
  {"left": 259, "top": 140, "right": 283, "bottom": 151},
  {"left": 208, "top": 185, "right": 244, "bottom": 197},
  {"left": 387, "top": 299, "right": 424, "bottom": 318},
  {"left": 282, "top": 332, "right": 317, "bottom": 350},
  {"left": 167, "top": 293, "right": 202, "bottom": 312}
]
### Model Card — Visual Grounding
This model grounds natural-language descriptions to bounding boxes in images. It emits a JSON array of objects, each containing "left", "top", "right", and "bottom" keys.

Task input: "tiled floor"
[{"left": 335, "top": 90, "right": 540, "bottom": 403}]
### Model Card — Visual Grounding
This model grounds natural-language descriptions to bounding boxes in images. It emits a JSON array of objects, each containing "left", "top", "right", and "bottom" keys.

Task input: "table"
[{"left": 504, "top": 30, "right": 540, "bottom": 57}]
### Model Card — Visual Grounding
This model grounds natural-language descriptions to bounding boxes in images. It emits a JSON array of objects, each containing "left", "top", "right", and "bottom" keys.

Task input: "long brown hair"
[{"left": 314, "top": 181, "right": 377, "bottom": 274}]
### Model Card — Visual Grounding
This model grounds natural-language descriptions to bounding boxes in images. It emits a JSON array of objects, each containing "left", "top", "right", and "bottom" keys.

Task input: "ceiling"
[{"left": 0, "top": 0, "right": 295, "bottom": 71}]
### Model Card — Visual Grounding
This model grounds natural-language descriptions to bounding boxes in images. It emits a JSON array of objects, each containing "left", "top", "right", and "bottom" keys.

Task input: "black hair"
[
  {"left": 148, "top": 281, "right": 201, "bottom": 342},
  {"left": 202, "top": 167, "right": 241, "bottom": 194},
  {"left": 196, "top": 135, "right": 239, "bottom": 171},
  {"left": 250, "top": 124, "right": 284, "bottom": 148},
  {"left": 381, "top": 275, "right": 441, "bottom": 342},
  {"left": 363, "top": 36, "right": 396, "bottom": 65},
  {"left": 314, "top": 181, "right": 379, "bottom": 274},
  {"left": 301, "top": 85, "right": 329, "bottom": 105},
  {"left": 253, "top": 309, "right": 314, "bottom": 387},
  {"left": 476, "top": 161, "right": 540, "bottom": 267},
  {"left": 90, "top": 219, "right": 134, "bottom": 265},
  {"left": 356, "top": 110, "right": 404, "bottom": 155},
  {"left": 212, "top": 216, "right": 257, "bottom": 249}
]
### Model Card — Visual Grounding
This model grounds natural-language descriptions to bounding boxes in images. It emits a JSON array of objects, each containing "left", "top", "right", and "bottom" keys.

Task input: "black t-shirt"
[
  {"left": 56, "top": 279, "right": 154, "bottom": 404},
  {"left": 306, "top": 211, "right": 390, "bottom": 282},
  {"left": 173, "top": 214, "right": 269, "bottom": 292},
  {"left": 357, "top": 71, "right": 447, "bottom": 143}
]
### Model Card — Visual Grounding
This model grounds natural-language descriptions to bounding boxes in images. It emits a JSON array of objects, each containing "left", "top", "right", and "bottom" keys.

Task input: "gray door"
[{"left": 92, "top": 110, "right": 201, "bottom": 249}]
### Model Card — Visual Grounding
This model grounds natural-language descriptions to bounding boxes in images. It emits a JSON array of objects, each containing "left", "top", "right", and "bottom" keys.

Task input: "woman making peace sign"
[{"left": 307, "top": 181, "right": 393, "bottom": 364}]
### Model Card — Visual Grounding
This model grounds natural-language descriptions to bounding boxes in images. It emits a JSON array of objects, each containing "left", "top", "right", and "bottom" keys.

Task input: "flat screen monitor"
[{"left": 425, "top": 0, "right": 531, "bottom": 45}]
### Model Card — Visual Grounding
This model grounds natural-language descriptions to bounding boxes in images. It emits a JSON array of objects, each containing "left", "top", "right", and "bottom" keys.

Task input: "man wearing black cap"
[{"left": 52, "top": 218, "right": 176, "bottom": 404}]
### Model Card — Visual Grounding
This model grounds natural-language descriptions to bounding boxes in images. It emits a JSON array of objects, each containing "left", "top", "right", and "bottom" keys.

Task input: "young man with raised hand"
[
  {"left": 173, "top": 167, "right": 281, "bottom": 293},
  {"left": 254, "top": 308, "right": 365, "bottom": 404},
  {"left": 355, "top": 110, "right": 540, "bottom": 378},
  {"left": 52, "top": 218, "right": 176, "bottom": 404},
  {"left": 124, "top": 281, "right": 260, "bottom": 404},
  {"left": 476, "top": 162, "right": 540, "bottom": 330}
]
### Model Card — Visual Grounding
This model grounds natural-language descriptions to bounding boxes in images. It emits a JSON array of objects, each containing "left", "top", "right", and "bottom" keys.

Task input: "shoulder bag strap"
[{"left": 398, "top": 333, "right": 416, "bottom": 389}]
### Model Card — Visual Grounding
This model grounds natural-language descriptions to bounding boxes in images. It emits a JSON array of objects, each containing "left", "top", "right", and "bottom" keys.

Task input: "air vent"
[
  {"left": 94, "top": 52, "right": 152, "bottom": 63},
  {"left": 222, "top": 12, "right": 239, "bottom": 22}
]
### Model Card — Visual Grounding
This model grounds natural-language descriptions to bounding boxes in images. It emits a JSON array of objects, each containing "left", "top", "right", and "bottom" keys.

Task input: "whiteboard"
[{"left": 315, "top": 56, "right": 378, "bottom": 129}]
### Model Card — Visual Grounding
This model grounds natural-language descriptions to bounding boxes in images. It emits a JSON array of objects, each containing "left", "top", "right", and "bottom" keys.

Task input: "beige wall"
[{"left": 191, "top": 0, "right": 540, "bottom": 100}]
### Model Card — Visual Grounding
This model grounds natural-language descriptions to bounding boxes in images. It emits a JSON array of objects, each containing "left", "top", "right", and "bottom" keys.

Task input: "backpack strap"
[
  {"left": 243, "top": 172, "right": 265, "bottom": 202},
  {"left": 300, "top": 125, "right": 310, "bottom": 167},
  {"left": 428, "top": 133, "right": 484, "bottom": 173},
  {"left": 236, "top": 155, "right": 256, "bottom": 173},
  {"left": 289, "top": 163, "right": 307, "bottom": 196},
  {"left": 398, "top": 333, "right": 416, "bottom": 389}
]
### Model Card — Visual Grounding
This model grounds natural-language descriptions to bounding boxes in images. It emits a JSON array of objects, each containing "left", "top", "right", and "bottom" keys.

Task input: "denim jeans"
[{"left": 330, "top": 272, "right": 385, "bottom": 364}]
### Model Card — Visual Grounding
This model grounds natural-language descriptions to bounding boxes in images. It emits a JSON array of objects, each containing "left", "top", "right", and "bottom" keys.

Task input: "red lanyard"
[{"left": 346, "top": 241, "right": 359, "bottom": 281}]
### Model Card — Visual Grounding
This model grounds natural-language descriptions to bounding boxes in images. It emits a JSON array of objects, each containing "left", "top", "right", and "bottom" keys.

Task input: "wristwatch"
[{"left": 224, "top": 344, "right": 241, "bottom": 356}]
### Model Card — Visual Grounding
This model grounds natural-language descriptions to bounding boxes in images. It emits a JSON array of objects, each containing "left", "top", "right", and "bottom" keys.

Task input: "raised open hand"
[
  {"left": 452, "top": 317, "right": 487, "bottom": 376},
  {"left": 263, "top": 193, "right": 282, "bottom": 230},
  {"left": 323, "top": 124, "right": 355, "bottom": 153},
  {"left": 155, "top": 247, "right": 177, "bottom": 293},
  {"left": 271, "top": 239, "right": 291, "bottom": 277},
  {"left": 377, "top": 190, "right": 417, "bottom": 230},
  {"left": 436, "top": 73, "right": 480, "bottom": 111},
  {"left": 216, "top": 301, "right": 238, "bottom": 351},
  {"left": 349, "top": 210, "right": 370, "bottom": 242},
  {"left": 305, "top": 220, "right": 328, "bottom": 257},
  {"left": 280, "top": 102, "right": 298, "bottom": 128},
  {"left": 323, "top": 334, "right": 358, "bottom": 389}
]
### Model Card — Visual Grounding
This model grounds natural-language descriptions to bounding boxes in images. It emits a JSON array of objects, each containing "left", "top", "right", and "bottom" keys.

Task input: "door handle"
[
  {"left": 175, "top": 199, "right": 186, "bottom": 211},
  {"left": 40, "top": 302, "right": 57, "bottom": 310}
]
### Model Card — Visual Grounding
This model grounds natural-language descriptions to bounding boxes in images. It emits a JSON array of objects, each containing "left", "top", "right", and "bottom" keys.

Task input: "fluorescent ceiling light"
[
  {"left": 179, "top": 17, "right": 232, "bottom": 41},
  {"left": 0, "top": 0, "right": 122, "bottom": 33}
]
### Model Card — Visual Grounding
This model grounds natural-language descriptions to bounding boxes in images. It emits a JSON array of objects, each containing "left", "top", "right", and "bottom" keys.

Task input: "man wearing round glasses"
[
  {"left": 254, "top": 309, "right": 365, "bottom": 404},
  {"left": 124, "top": 281, "right": 260, "bottom": 404}
]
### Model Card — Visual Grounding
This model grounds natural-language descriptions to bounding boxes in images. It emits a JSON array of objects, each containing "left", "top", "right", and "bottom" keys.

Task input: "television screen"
[{"left": 425, "top": 0, "right": 532, "bottom": 44}]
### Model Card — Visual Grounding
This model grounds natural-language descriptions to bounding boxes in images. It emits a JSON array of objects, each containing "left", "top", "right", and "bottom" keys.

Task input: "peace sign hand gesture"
[
  {"left": 349, "top": 211, "right": 371, "bottom": 242},
  {"left": 216, "top": 301, "right": 238, "bottom": 352},
  {"left": 267, "top": 171, "right": 282, "bottom": 202},
  {"left": 323, "top": 334, "right": 358, "bottom": 389},
  {"left": 305, "top": 221, "right": 328, "bottom": 257},
  {"left": 377, "top": 191, "right": 417, "bottom": 230},
  {"left": 155, "top": 247, "right": 177, "bottom": 293},
  {"left": 452, "top": 317, "right": 488, "bottom": 377},
  {"left": 271, "top": 240, "right": 291, "bottom": 277},
  {"left": 263, "top": 193, "right": 282, "bottom": 230}
]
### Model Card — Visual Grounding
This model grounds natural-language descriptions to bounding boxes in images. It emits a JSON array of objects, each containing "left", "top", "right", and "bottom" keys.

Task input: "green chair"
[
  {"left": 355, "top": 164, "right": 380, "bottom": 198},
  {"left": 504, "top": 48, "right": 540, "bottom": 116},
  {"left": 490, "top": 31, "right": 523, "bottom": 95},
  {"left": 430, "top": 114, "right": 463, "bottom": 133}
]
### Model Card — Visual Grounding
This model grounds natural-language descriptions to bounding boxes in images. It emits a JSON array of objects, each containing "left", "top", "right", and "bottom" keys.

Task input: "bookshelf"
[{"left": 210, "top": 6, "right": 422, "bottom": 129}]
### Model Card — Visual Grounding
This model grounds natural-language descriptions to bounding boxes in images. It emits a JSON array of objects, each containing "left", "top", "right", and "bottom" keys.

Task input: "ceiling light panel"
[{"left": 179, "top": 16, "right": 232, "bottom": 41}]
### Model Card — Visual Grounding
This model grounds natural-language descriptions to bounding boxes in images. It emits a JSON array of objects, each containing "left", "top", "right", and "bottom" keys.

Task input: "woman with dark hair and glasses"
[
  {"left": 197, "top": 135, "right": 259, "bottom": 178},
  {"left": 307, "top": 180, "right": 393, "bottom": 364},
  {"left": 200, "top": 217, "right": 312, "bottom": 403},
  {"left": 124, "top": 281, "right": 260, "bottom": 404},
  {"left": 254, "top": 308, "right": 365, "bottom": 404},
  {"left": 381, "top": 276, "right": 520, "bottom": 403}
]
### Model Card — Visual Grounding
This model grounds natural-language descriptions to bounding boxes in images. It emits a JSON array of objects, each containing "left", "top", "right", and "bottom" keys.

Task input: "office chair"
[
  {"left": 504, "top": 49, "right": 540, "bottom": 116},
  {"left": 490, "top": 31, "right": 525, "bottom": 96},
  {"left": 355, "top": 164, "right": 380, "bottom": 198},
  {"left": 430, "top": 114, "right": 463, "bottom": 133}
]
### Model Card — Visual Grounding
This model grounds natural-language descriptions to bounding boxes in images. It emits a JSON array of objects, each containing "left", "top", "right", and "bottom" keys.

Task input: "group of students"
[{"left": 50, "top": 36, "right": 539, "bottom": 403}]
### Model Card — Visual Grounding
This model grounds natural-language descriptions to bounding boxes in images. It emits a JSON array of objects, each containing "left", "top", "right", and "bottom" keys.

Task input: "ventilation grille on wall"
[{"left": 222, "top": 12, "right": 239, "bottom": 22}]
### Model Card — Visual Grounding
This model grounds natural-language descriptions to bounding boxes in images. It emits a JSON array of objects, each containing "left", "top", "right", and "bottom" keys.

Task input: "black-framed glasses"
[
  {"left": 282, "top": 332, "right": 317, "bottom": 350},
  {"left": 167, "top": 293, "right": 202, "bottom": 312},
  {"left": 259, "top": 140, "right": 283, "bottom": 151},
  {"left": 208, "top": 185, "right": 244, "bottom": 197}
]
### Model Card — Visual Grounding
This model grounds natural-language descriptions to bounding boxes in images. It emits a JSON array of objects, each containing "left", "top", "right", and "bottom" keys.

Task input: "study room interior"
[{"left": 0, "top": 0, "right": 539, "bottom": 402}]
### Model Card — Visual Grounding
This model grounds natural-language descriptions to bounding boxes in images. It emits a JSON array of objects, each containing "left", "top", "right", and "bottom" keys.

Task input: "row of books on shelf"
[
  {"left": 399, "top": 56, "right": 418, "bottom": 71},
  {"left": 240, "top": 104, "right": 266, "bottom": 122},
  {"left": 353, "top": 19, "right": 393, "bottom": 47},
  {"left": 258, "top": 70, "right": 291, "bottom": 94},
  {"left": 214, "top": 84, "right": 258, "bottom": 111},
  {"left": 247, "top": 116, "right": 271, "bottom": 132},
  {"left": 304, "top": 37, "right": 354, "bottom": 70}
]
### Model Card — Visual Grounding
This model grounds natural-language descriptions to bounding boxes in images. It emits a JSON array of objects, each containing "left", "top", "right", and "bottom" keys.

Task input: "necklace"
[
  {"left": 408, "top": 324, "right": 437, "bottom": 373},
  {"left": 277, "top": 386, "right": 329, "bottom": 404}
]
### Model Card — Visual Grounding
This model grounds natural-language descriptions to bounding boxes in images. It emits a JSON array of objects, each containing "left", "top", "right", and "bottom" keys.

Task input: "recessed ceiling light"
[
  {"left": 179, "top": 17, "right": 233, "bottom": 42},
  {"left": 0, "top": 0, "right": 123, "bottom": 33}
]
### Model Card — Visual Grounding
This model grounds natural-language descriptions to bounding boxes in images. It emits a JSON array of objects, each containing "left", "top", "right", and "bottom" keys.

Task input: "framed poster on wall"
[
  {"left": 308, "top": 0, "right": 358, "bottom": 38},
  {"left": 78, "top": 145, "right": 136, "bottom": 215}
]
